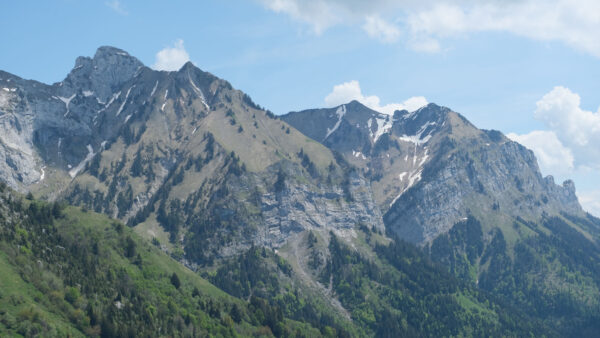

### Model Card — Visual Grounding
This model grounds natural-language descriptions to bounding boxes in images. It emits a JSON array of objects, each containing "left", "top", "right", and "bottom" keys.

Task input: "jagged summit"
[
  {"left": 94, "top": 45, "right": 133, "bottom": 58},
  {"left": 1, "top": 46, "right": 600, "bottom": 337},
  {"left": 59, "top": 46, "right": 144, "bottom": 103},
  {"left": 283, "top": 97, "right": 584, "bottom": 244},
  {"left": 178, "top": 60, "right": 197, "bottom": 72},
  {"left": 0, "top": 45, "right": 383, "bottom": 262}
]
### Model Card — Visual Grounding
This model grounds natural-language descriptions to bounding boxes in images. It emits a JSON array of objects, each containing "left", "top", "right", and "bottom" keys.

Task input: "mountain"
[
  {"left": 0, "top": 183, "right": 550, "bottom": 337},
  {"left": 0, "top": 47, "right": 383, "bottom": 261},
  {"left": 283, "top": 101, "right": 600, "bottom": 334},
  {"left": 283, "top": 101, "right": 582, "bottom": 242},
  {"left": 0, "top": 184, "right": 326, "bottom": 336},
  {"left": 1, "top": 46, "right": 599, "bottom": 336}
]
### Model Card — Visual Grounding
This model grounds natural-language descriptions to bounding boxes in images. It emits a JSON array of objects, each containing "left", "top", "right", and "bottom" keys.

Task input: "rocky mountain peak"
[
  {"left": 93, "top": 46, "right": 133, "bottom": 59},
  {"left": 344, "top": 99, "right": 371, "bottom": 111},
  {"left": 283, "top": 98, "right": 588, "bottom": 245},
  {"left": 60, "top": 46, "right": 144, "bottom": 102},
  {"left": 178, "top": 61, "right": 196, "bottom": 72},
  {"left": 561, "top": 179, "right": 579, "bottom": 203}
]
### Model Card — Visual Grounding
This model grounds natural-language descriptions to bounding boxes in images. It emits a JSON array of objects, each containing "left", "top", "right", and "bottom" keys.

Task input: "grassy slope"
[
  {"left": 0, "top": 251, "right": 83, "bottom": 337},
  {"left": 0, "top": 188, "right": 322, "bottom": 337},
  {"left": 201, "top": 99, "right": 334, "bottom": 172}
]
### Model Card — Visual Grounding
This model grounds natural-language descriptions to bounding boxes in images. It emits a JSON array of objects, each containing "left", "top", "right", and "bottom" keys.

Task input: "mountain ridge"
[
  {"left": 282, "top": 100, "right": 583, "bottom": 243},
  {"left": 1, "top": 46, "right": 600, "bottom": 336}
]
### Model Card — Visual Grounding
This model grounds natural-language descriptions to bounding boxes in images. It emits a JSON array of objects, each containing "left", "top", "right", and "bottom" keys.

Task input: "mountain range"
[{"left": 1, "top": 46, "right": 599, "bottom": 337}]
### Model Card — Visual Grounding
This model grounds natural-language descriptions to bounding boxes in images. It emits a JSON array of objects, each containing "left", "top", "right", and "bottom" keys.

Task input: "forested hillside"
[{"left": 0, "top": 183, "right": 322, "bottom": 337}]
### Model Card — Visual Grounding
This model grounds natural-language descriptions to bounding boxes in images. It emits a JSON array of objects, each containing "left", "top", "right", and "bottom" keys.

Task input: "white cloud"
[
  {"left": 578, "top": 190, "right": 600, "bottom": 217},
  {"left": 259, "top": 0, "right": 600, "bottom": 57},
  {"left": 506, "top": 130, "right": 574, "bottom": 177},
  {"left": 105, "top": 0, "right": 128, "bottom": 15},
  {"left": 324, "top": 80, "right": 427, "bottom": 115},
  {"left": 363, "top": 16, "right": 401, "bottom": 43},
  {"left": 407, "top": 36, "right": 441, "bottom": 53},
  {"left": 152, "top": 39, "right": 191, "bottom": 71},
  {"left": 534, "top": 86, "right": 600, "bottom": 169},
  {"left": 404, "top": 1, "right": 600, "bottom": 56},
  {"left": 259, "top": 0, "right": 393, "bottom": 34}
]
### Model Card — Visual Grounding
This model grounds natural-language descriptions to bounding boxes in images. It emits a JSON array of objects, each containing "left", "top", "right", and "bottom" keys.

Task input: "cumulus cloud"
[
  {"left": 152, "top": 39, "right": 191, "bottom": 71},
  {"left": 259, "top": 0, "right": 600, "bottom": 57},
  {"left": 105, "top": 0, "right": 128, "bottom": 15},
  {"left": 507, "top": 130, "right": 574, "bottom": 177},
  {"left": 534, "top": 86, "right": 600, "bottom": 169},
  {"left": 324, "top": 80, "right": 427, "bottom": 115},
  {"left": 509, "top": 86, "right": 600, "bottom": 173}
]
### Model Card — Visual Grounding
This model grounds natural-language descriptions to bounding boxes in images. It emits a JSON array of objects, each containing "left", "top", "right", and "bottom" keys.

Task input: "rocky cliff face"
[
  {"left": 283, "top": 100, "right": 600, "bottom": 333},
  {"left": 1, "top": 46, "right": 588, "bottom": 253},
  {"left": 283, "top": 102, "right": 584, "bottom": 244},
  {"left": 0, "top": 47, "right": 383, "bottom": 267},
  {"left": 0, "top": 47, "right": 144, "bottom": 191}
]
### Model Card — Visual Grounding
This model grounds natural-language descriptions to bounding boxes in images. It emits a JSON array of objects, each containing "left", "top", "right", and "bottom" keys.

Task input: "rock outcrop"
[{"left": 283, "top": 102, "right": 584, "bottom": 244}]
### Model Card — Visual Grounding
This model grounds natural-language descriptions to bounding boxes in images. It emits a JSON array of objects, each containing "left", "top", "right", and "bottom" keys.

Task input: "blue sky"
[{"left": 1, "top": 0, "right": 599, "bottom": 215}]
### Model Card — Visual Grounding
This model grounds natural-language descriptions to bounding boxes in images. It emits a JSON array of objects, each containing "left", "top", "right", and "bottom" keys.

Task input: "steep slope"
[
  {"left": 0, "top": 47, "right": 144, "bottom": 191},
  {"left": 2, "top": 46, "right": 598, "bottom": 336},
  {"left": 0, "top": 47, "right": 386, "bottom": 328},
  {"left": 283, "top": 101, "right": 600, "bottom": 335},
  {"left": 0, "top": 47, "right": 383, "bottom": 263},
  {"left": 0, "top": 184, "right": 325, "bottom": 337},
  {"left": 284, "top": 102, "right": 582, "bottom": 243},
  {"left": 0, "top": 183, "right": 554, "bottom": 337}
]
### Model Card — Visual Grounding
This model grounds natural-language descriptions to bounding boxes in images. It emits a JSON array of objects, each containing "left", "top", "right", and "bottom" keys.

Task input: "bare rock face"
[
  {"left": 0, "top": 45, "right": 588, "bottom": 260},
  {"left": 60, "top": 46, "right": 144, "bottom": 104},
  {"left": 0, "top": 74, "right": 43, "bottom": 190},
  {"left": 0, "top": 47, "right": 386, "bottom": 267},
  {"left": 258, "top": 164, "right": 384, "bottom": 246},
  {"left": 191, "top": 160, "right": 385, "bottom": 261},
  {"left": 384, "top": 134, "right": 582, "bottom": 243},
  {"left": 0, "top": 47, "right": 145, "bottom": 191},
  {"left": 283, "top": 102, "right": 585, "bottom": 245}
]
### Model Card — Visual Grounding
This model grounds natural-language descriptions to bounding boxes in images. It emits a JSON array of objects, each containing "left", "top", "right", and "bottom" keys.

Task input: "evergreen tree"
[
  {"left": 131, "top": 149, "right": 143, "bottom": 177},
  {"left": 170, "top": 272, "right": 181, "bottom": 289}
]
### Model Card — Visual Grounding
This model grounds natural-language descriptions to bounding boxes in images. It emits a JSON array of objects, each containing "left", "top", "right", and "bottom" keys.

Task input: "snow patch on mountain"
[
  {"left": 390, "top": 169, "right": 423, "bottom": 207},
  {"left": 116, "top": 86, "right": 134, "bottom": 116},
  {"left": 373, "top": 115, "right": 392, "bottom": 143},
  {"left": 98, "top": 91, "right": 121, "bottom": 113},
  {"left": 69, "top": 144, "right": 94, "bottom": 178},
  {"left": 188, "top": 74, "right": 209, "bottom": 109},
  {"left": 150, "top": 80, "right": 158, "bottom": 97},
  {"left": 398, "top": 121, "right": 436, "bottom": 145},
  {"left": 56, "top": 94, "right": 76, "bottom": 117},
  {"left": 325, "top": 104, "right": 346, "bottom": 140},
  {"left": 352, "top": 150, "right": 367, "bottom": 160}
]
